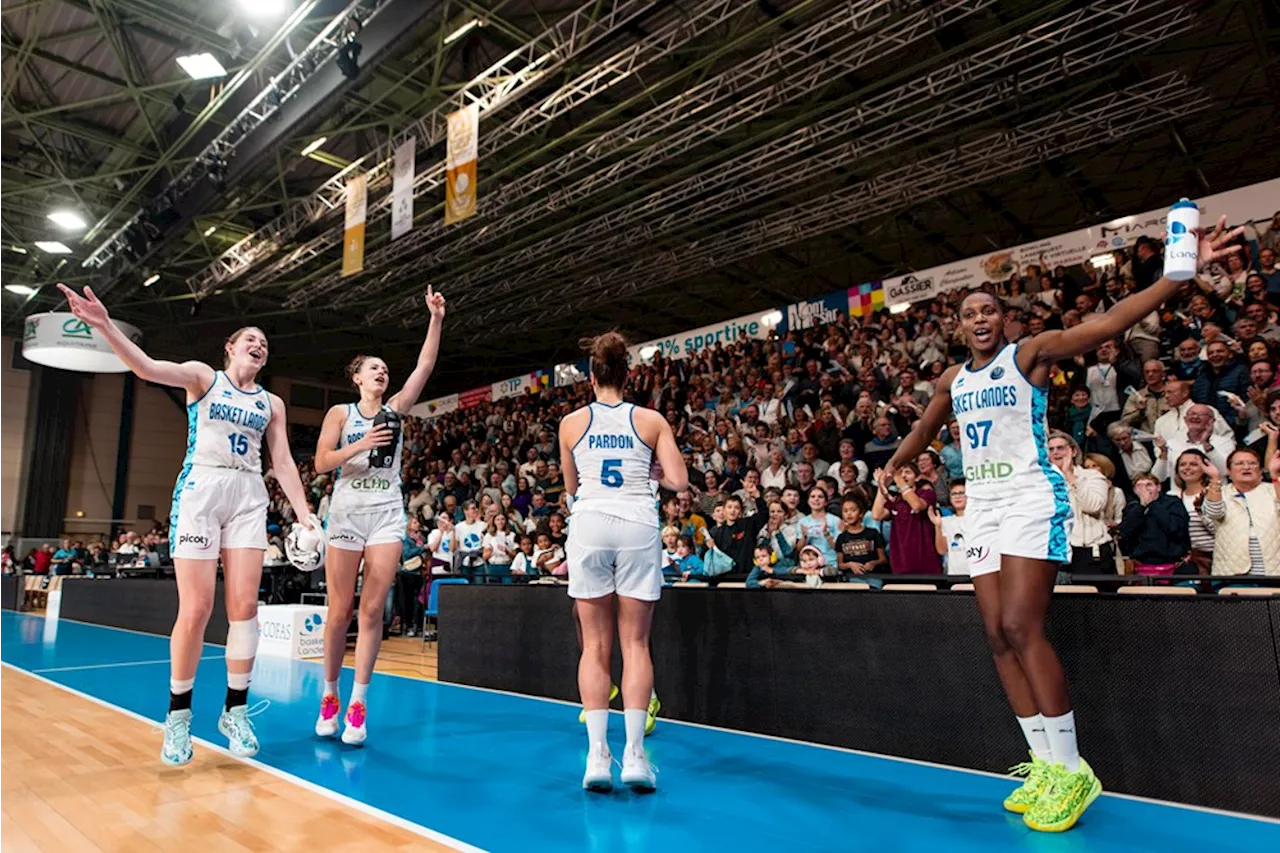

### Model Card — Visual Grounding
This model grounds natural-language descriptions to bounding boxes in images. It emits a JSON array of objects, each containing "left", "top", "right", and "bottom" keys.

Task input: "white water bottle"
[{"left": 1164, "top": 198, "right": 1199, "bottom": 281}]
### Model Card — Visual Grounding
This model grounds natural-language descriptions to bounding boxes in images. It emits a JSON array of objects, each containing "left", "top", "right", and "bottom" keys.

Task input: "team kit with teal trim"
[
  {"left": 169, "top": 372, "right": 272, "bottom": 559},
  {"left": 951, "top": 344, "right": 1072, "bottom": 576},
  {"left": 326, "top": 403, "right": 407, "bottom": 551},
  {"left": 566, "top": 401, "right": 664, "bottom": 601}
]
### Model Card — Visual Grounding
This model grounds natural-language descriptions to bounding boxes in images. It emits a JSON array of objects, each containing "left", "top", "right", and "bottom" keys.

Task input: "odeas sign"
[
  {"left": 257, "top": 604, "right": 327, "bottom": 659},
  {"left": 23, "top": 312, "right": 142, "bottom": 373}
]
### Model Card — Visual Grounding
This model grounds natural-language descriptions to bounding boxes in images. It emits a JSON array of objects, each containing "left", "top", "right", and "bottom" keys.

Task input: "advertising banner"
[
  {"left": 23, "top": 313, "right": 142, "bottom": 373},
  {"left": 629, "top": 310, "right": 778, "bottom": 364},
  {"left": 341, "top": 173, "right": 367, "bottom": 277},
  {"left": 848, "top": 281, "right": 884, "bottom": 318},
  {"left": 458, "top": 385, "right": 492, "bottom": 409},
  {"left": 391, "top": 136, "right": 415, "bottom": 240},
  {"left": 445, "top": 104, "right": 478, "bottom": 225},
  {"left": 410, "top": 392, "right": 458, "bottom": 420},
  {"left": 780, "top": 291, "right": 850, "bottom": 333}
]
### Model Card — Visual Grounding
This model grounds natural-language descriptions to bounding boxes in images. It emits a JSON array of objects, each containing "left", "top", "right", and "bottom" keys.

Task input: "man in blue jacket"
[{"left": 1192, "top": 340, "right": 1250, "bottom": 427}]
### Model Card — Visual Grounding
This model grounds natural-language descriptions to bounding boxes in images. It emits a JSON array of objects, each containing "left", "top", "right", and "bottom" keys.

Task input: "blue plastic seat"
[{"left": 422, "top": 578, "right": 468, "bottom": 643}]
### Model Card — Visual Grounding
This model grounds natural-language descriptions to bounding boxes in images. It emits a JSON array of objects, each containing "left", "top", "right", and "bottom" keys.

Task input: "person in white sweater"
[
  {"left": 1152, "top": 380, "right": 1232, "bottom": 446},
  {"left": 1201, "top": 448, "right": 1280, "bottom": 577},
  {"left": 1048, "top": 432, "right": 1114, "bottom": 574},
  {"left": 1152, "top": 404, "right": 1234, "bottom": 485}
]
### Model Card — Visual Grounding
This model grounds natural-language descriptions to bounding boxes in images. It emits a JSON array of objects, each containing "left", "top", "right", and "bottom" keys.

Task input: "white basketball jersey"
[
  {"left": 950, "top": 344, "right": 1065, "bottom": 506},
  {"left": 184, "top": 371, "right": 271, "bottom": 472},
  {"left": 571, "top": 401, "right": 658, "bottom": 527},
  {"left": 331, "top": 403, "right": 403, "bottom": 513}
]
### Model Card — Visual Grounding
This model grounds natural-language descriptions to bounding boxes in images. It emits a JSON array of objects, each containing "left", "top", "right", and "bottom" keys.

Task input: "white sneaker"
[
  {"left": 620, "top": 744, "right": 656, "bottom": 791},
  {"left": 582, "top": 743, "right": 613, "bottom": 792},
  {"left": 341, "top": 701, "right": 367, "bottom": 746},
  {"left": 315, "top": 694, "right": 340, "bottom": 737}
]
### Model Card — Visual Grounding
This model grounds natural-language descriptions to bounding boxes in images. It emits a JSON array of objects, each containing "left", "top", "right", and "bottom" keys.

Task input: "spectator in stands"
[
  {"left": 1084, "top": 454, "right": 1125, "bottom": 545},
  {"left": 747, "top": 544, "right": 797, "bottom": 589},
  {"left": 929, "top": 480, "right": 969, "bottom": 574},
  {"left": 671, "top": 535, "right": 705, "bottom": 581},
  {"left": 796, "top": 486, "right": 841, "bottom": 569},
  {"left": 1048, "top": 431, "right": 1114, "bottom": 574},
  {"left": 532, "top": 530, "right": 565, "bottom": 576},
  {"left": 1105, "top": 423, "right": 1153, "bottom": 483},
  {"left": 758, "top": 499, "right": 798, "bottom": 569},
  {"left": 1257, "top": 247, "right": 1280, "bottom": 297},
  {"left": 1238, "top": 361, "right": 1278, "bottom": 436},
  {"left": 694, "top": 470, "right": 725, "bottom": 518},
  {"left": 835, "top": 495, "right": 885, "bottom": 576},
  {"left": 676, "top": 491, "right": 709, "bottom": 549},
  {"left": 733, "top": 468, "right": 764, "bottom": 517},
  {"left": 1202, "top": 448, "right": 1280, "bottom": 577},
  {"left": 871, "top": 463, "right": 941, "bottom": 574},
  {"left": 482, "top": 513, "right": 517, "bottom": 583},
  {"left": 1152, "top": 404, "right": 1234, "bottom": 485},
  {"left": 862, "top": 417, "right": 901, "bottom": 471},
  {"left": 510, "top": 534, "right": 535, "bottom": 576},
  {"left": 512, "top": 477, "right": 534, "bottom": 517},
  {"left": 1, "top": 546, "right": 13, "bottom": 575},
  {"left": 660, "top": 527, "right": 680, "bottom": 579},
  {"left": 398, "top": 518, "right": 427, "bottom": 636},
  {"left": 51, "top": 537, "right": 77, "bottom": 575},
  {"left": 1063, "top": 387, "right": 1094, "bottom": 449},
  {"left": 1120, "top": 360, "right": 1169, "bottom": 434},
  {"left": 915, "top": 450, "right": 950, "bottom": 509},
  {"left": 427, "top": 515, "right": 456, "bottom": 575},
  {"left": 1153, "top": 380, "right": 1231, "bottom": 447},
  {"left": 1193, "top": 340, "right": 1251, "bottom": 427},
  {"left": 1170, "top": 338, "right": 1203, "bottom": 382},
  {"left": 1119, "top": 474, "right": 1192, "bottom": 577},
  {"left": 31, "top": 544, "right": 52, "bottom": 575},
  {"left": 1169, "top": 449, "right": 1215, "bottom": 574}
]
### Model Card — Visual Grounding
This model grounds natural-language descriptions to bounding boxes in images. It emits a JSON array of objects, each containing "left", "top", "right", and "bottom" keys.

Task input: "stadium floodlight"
[
  {"left": 4, "top": 284, "right": 37, "bottom": 296},
  {"left": 638, "top": 345, "right": 659, "bottom": 360},
  {"left": 34, "top": 240, "right": 72, "bottom": 254},
  {"left": 236, "top": 0, "right": 288, "bottom": 19},
  {"left": 176, "top": 53, "right": 227, "bottom": 80},
  {"left": 301, "top": 136, "right": 328, "bottom": 156},
  {"left": 444, "top": 18, "right": 482, "bottom": 44},
  {"left": 47, "top": 210, "right": 86, "bottom": 230},
  {"left": 889, "top": 302, "right": 911, "bottom": 315},
  {"left": 1089, "top": 253, "right": 1116, "bottom": 268},
  {"left": 143, "top": 272, "right": 161, "bottom": 287},
  {"left": 203, "top": 226, "right": 217, "bottom": 237},
  {"left": 761, "top": 310, "right": 784, "bottom": 327}
]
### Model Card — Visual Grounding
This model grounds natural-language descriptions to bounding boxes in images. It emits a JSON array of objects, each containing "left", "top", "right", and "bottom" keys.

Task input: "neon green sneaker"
[
  {"left": 645, "top": 693, "right": 661, "bottom": 736},
  {"left": 1024, "top": 758, "right": 1102, "bottom": 832},
  {"left": 578, "top": 684, "right": 620, "bottom": 723},
  {"left": 1002, "top": 753, "right": 1051, "bottom": 814}
]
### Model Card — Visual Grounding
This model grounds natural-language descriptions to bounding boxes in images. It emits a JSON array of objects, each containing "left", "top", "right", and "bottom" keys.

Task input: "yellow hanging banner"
[
  {"left": 342, "top": 173, "right": 367, "bottom": 277},
  {"left": 445, "top": 103, "right": 478, "bottom": 225}
]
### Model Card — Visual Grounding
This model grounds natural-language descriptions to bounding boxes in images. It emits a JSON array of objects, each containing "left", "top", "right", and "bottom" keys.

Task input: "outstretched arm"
[
  {"left": 57, "top": 284, "right": 212, "bottom": 396},
  {"left": 389, "top": 287, "right": 446, "bottom": 413},
  {"left": 885, "top": 365, "right": 959, "bottom": 477},
  {"left": 265, "top": 394, "right": 313, "bottom": 526},
  {"left": 1025, "top": 215, "right": 1243, "bottom": 364}
]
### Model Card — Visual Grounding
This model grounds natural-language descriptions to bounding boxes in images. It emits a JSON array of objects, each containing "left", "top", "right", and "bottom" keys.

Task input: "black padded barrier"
[
  {"left": 58, "top": 578, "right": 229, "bottom": 645},
  {"left": 1, "top": 575, "right": 21, "bottom": 611},
  {"left": 439, "top": 586, "right": 1280, "bottom": 818}
]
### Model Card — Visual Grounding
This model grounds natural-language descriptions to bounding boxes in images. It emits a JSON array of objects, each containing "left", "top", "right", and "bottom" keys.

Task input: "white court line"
[
  {"left": 33, "top": 655, "right": 225, "bottom": 674},
  {"left": 11, "top": 611, "right": 1278, "bottom": 826},
  {"left": 0, "top": 661, "right": 487, "bottom": 853}
]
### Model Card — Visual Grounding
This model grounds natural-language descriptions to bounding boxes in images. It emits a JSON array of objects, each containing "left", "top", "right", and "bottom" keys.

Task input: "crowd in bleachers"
[{"left": 251, "top": 218, "right": 1280, "bottom": 606}]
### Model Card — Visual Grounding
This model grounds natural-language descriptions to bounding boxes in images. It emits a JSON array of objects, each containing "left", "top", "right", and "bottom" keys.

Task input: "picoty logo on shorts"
[{"left": 177, "top": 533, "right": 211, "bottom": 549}]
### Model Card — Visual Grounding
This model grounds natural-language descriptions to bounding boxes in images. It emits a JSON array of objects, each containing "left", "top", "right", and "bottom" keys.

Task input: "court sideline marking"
[
  {"left": 12, "top": 611, "right": 1279, "bottom": 826},
  {"left": 0, "top": 661, "right": 488, "bottom": 853},
  {"left": 33, "top": 655, "right": 224, "bottom": 673}
]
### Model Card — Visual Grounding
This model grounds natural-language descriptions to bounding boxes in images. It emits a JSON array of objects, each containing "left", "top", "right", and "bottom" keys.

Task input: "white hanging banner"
[
  {"left": 23, "top": 313, "right": 142, "bottom": 373},
  {"left": 391, "top": 137, "right": 416, "bottom": 241}
]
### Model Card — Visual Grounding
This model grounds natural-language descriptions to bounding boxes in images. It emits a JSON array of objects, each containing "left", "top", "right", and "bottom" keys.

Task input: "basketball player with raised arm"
[
  {"left": 883, "top": 216, "right": 1242, "bottom": 832},
  {"left": 57, "top": 284, "right": 315, "bottom": 766},
  {"left": 560, "top": 332, "right": 687, "bottom": 792},
  {"left": 312, "top": 287, "right": 445, "bottom": 745}
]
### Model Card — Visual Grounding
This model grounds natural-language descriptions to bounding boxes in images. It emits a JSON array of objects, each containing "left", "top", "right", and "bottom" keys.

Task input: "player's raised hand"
[
  {"left": 1196, "top": 214, "right": 1245, "bottom": 271},
  {"left": 56, "top": 284, "right": 111, "bottom": 330},
  {"left": 425, "top": 285, "right": 447, "bottom": 319}
]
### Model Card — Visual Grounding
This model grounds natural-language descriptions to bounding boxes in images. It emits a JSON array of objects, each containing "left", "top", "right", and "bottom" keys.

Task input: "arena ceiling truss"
[{"left": 3, "top": 0, "right": 1279, "bottom": 391}]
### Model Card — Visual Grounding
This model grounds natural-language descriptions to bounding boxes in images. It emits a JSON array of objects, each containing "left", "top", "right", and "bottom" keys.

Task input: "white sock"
[
  {"left": 350, "top": 681, "right": 369, "bottom": 705},
  {"left": 1044, "top": 711, "right": 1080, "bottom": 772},
  {"left": 584, "top": 709, "right": 609, "bottom": 750},
  {"left": 227, "top": 671, "right": 250, "bottom": 690},
  {"left": 624, "top": 708, "right": 647, "bottom": 751},
  {"left": 170, "top": 677, "right": 194, "bottom": 695},
  {"left": 1016, "top": 714, "right": 1052, "bottom": 762},
  {"left": 650, "top": 688, "right": 657, "bottom": 701},
  {"left": 323, "top": 680, "right": 339, "bottom": 698}
]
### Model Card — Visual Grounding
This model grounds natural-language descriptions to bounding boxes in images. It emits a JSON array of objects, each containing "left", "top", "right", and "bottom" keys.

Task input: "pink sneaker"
[
  {"left": 342, "top": 700, "right": 367, "bottom": 746},
  {"left": 314, "top": 694, "right": 340, "bottom": 737}
]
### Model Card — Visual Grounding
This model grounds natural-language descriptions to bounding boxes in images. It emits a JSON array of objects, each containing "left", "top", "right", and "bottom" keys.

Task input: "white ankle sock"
[
  {"left": 227, "top": 671, "right": 250, "bottom": 690},
  {"left": 170, "top": 677, "right": 194, "bottom": 695},
  {"left": 650, "top": 688, "right": 657, "bottom": 701},
  {"left": 1016, "top": 714, "right": 1052, "bottom": 763},
  {"left": 1044, "top": 711, "right": 1080, "bottom": 772},
  {"left": 584, "top": 709, "right": 609, "bottom": 749},
  {"left": 323, "top": 680, "right": 339, "bottom": 698},
  {"left": 624, "top": 708, "right": 647, "bottom": 751},
  {"left": 350, "top": 681, "right": 368, "bottom": 705}
]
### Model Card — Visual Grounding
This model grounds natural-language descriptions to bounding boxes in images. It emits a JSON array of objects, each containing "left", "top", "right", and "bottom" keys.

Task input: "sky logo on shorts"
[{"left": 965, "top": 544, "right": 991, "bottom": 563}]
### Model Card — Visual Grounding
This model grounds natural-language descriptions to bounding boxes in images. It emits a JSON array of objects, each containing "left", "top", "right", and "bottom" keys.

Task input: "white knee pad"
[{"left": 225, "top": 618, "right": 259, "bottom": 662}]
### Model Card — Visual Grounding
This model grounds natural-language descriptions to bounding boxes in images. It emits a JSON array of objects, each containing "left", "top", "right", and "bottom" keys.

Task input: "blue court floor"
[{"left": 3, "top": 610, "right": 1276, "bottom": 852}]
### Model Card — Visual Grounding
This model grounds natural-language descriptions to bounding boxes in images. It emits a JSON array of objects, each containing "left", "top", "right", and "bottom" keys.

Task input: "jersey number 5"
[
  {"left": 601, "top": 459, "right": 624, "bottom": 488},
  {"left": 227, "top": 433, "right": 250, "bottom": 456}
]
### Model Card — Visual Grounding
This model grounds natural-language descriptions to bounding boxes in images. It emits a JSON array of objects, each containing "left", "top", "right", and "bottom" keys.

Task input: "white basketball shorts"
[
  {"left": 325, "top": 504, "right": 406, "bottom": 552},
  {"left": 961, "top": 490, "right": 1073, "bottom": 578},
  {"left": 170, "top": 467, "right": 268, "bottom": 560},
  {"left": 566, "top": 511, "right": 663, "bottom": 601}
]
